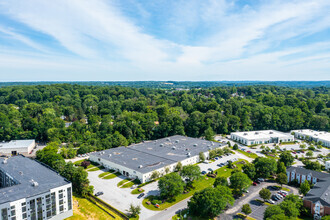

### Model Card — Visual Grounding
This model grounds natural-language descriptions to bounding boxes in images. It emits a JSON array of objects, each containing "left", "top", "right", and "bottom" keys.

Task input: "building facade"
[
  {"left": 287, "top": 166, "right": 330, "bottom": 218},
  {"left": 230, "top": 130, "right": 294, "bottom": 145},
  {"left": 90, "top": 135, "right": 220, "bottom": 183},
  {"left": 0, "top": 156, "right": 73, "bottom": 220},
  {"left": 0, "top": 140, "right": 36, "bottom": 156},
  {"left": 292, "top": 129, "right": 330, "bottom": 147}
]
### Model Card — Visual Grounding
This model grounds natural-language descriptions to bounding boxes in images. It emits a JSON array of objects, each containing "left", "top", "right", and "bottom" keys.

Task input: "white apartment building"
[
  {"left": 0, "top": 140, "right": 36, "bottom": 156},
  {"left": 0, "top": 156, "right": 73, "bottom": 220},
  {"left": 89, "top": 135, "right": 222, "bottom": 183},
  {"left": 326, "top": 161, "right": 330, "bottom": 171},
  {"left": 291, "top": 129, "right": 330, "bottom": 147},
  {"left": 230, "top": 130, "right": 294, "bottom": 145}
]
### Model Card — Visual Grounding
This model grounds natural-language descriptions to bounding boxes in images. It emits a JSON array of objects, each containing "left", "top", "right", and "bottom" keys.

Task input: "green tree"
[
  {"left": 199, "top": 152, "right": 206, "bottom": 162},
  {"left": 188, "top": 186, "right": 234, "bottom": 218},
  {"left": 279, "top": 151, "right": 294, "bottom": 167},
  {"left": 279, "top": 194, "right": 303, "bottom": 218},
  {"left": 277, "top": 162, "right": 286, "bottom": 174},
  {"left": 242, "top": 163, "right": 256, "bottom": 180},
  {"left": 253, "top": 157, "right": 277, "bottom": 178},
  {"left": 306, "top": 151, "right": 313, "bottom": 157},
  {"left": 229, "top": 172, "right": 251, "bottom": 196},
  {"left": 150, "top": 171, "right": 161, "bottom": 180},
  {"left": 204, "top": 127, "right": 215, "bottom": 141},
  {"left": 276, "top": 173, "right": 287, "bottom": 187},
  {"left": 126, "top": 204, "right": 141, "bottom": 217},
  {"left": 233, "top": 143, "right": 238, "bottom": 150},
  {"left": 175, "top": 161, "right": 183, "bottom": 172},
  {"left": 264, "top": 205, "right": 284, "bottom": 220},
  {"left": 299, "top": 181, "right": 310, "bottom": 196},
  {"left": 180, "top": 165, "right": 201, "bottom": 185},
  {"left": 242, "top": 204, "right": 252, "bottom": 215},
  {"left": 213, "top": 177, "right": 228, "bottom": 187},
  {"left": 158, "top": 173, "right": 185, "bottom": 199},
  {"left": 259, "top": 188, "right": 271, "bottom": 201}
]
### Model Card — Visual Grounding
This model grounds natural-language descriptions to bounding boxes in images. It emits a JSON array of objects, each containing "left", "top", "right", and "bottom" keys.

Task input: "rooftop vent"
[
  {"left": 19, "top": 171, "right": 23, "bottom": 175},
  {"left": 269, "top": 131, "right": 273, "bottom": 134},
  {"left": 2, "top": 159, "right": 7, "bottom": 164},
  {"left": 172, "top": 146, "right": 176, "bottom": 150},
  {"left": 187, "top": 152, "right": 191, "bottom": 157},
  {"left": 138, "top": 165, "right": 143, "bottom": 168},
  {"left": 108, "top": 154, "right": 112, "bottom": 157},
  {"left": 244, "top": 133, "right": 247, "bottom": 135},
  {"left": 167, "top": 138, "right": 170, "bottom": 141},
  {"left": 31, "top": 179, "right": 38, "bottom": 187},
  {"left": 193, "top": 144, "right": 197, "bottom": 147},
  {"left": 160, "top": 144, "right": 164, "bottom": 147},
  {"left": 255, "top": 132, "right": 259, "bottom": 135},
  {"left": 175, "top": 140, "right": 179, "bottom": 143}
]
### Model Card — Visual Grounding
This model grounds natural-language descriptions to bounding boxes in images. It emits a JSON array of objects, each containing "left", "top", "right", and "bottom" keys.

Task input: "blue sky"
[{"left": 0, "top": 0, "right": 329, "bottom": 81}]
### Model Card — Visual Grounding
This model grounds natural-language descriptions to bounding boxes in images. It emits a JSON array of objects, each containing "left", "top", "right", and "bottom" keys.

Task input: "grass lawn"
[
  {"left": 144, "top": 159, "right": 248, "bottom": 211},
  {"left": 235, "top": 213, "right": 256, "bottom": 220},
  {"left": 103, "top": 172, "right": 121, "bottom": 179},
  {"left": 98, "top": 172, "right": 111, "bottom": 178},
  {"left": 236, "top": 149, "right": 258, "bottom": 159},
  {"left": 117, "top": 179, "right": 130, "bottom": 187},
  {"left": 131, "top": 188, "right": 145, "bottom": 194},
  {"left": 121, "top": 181, "right": 135, "bottom": 188},
  {"left": 281, "top": 187, "right": 290, "bottom": 191},
  {"left": 73, "top": 159, "right": 86, "bottom": 165},
  {"left": 65, "top": 195, "right": 122, "bottom": 220},
  {"left": 88, "top": 167, "right": 102, "bottom": 172}
]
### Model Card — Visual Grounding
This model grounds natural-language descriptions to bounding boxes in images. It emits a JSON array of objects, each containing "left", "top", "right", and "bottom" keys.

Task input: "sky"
[{"left": 0, "top": 0, "right": 330, "bottom": 81}]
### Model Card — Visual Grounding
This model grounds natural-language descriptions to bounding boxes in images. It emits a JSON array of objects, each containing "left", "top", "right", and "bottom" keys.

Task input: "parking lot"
[
  {"left": 198, "top": 153, "right": 241, "bottom": 173},
  {"left": 88, "top": 169, "right": 160, "bottom": 219}
]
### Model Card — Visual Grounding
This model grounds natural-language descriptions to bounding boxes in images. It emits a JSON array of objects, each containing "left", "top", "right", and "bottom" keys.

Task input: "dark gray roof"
[
  {"left": 288, "top": 166, "right": 330, "bottom": 206},
  {"left": 0, "top": 156, "right": 70, "bottom": 204},
  {"left": 91, "top": 135, "right": 223, "bottom": 174},
  {"left": 287, "top": 166, "right": 330, "bottom": 179}
]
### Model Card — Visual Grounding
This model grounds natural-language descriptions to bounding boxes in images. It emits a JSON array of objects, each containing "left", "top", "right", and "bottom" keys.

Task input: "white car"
[
  {"left": 276, "top": 193, "right": 283, "bottom": 199},
  {"left": 266, "top": 199, "right": 275, "bottom": 204},
  {"left": 279, "top": 190, "right": 288, "bottom": 195}
]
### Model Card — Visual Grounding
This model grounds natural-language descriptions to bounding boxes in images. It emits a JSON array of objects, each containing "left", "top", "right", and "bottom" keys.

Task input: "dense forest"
[{"left": 0, "top": 84, "right": 329, "bottom": 154}]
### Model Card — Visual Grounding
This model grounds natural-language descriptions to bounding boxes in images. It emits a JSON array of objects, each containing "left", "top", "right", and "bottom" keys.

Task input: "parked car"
[
  {"left": 257, "top": 178, "right": 265, "bottom": 182},
  {"left": 215, "top": 157, "right": 219, "bottom": 160},
  {"left": 280, "top": 190, "right": 288, "bottom": 195},
  {"left": 217, "top": 164, "right": 222, "bottom": 167},
  {"left": 137, "top": 193, "right": 145, "bottom": 199},
  {"left": 243, "top": 189, "right": 249, "bottom": 193},
  {"left": 266, "top": 199, "right": 275, "bottom": 204},
  {"left": 201, "top": 171, "right": 207, "bottom": 175},
  {"left": 278, "top": 192, "right": 287, "bottom": 197},
  {"left": 253, "top": 182, "right": 258, "bottom": 186},
  {"left": 276, "top": 193, "right": 283, "bottom": 199},
  {"left": 208, "top": 168, "right": 213, "bottom": 172},
  {"left": 272, "top": 195, "right": 279, "bottom": 201},
  {"left": 95, "top": 191, "right": 104, "bottom": 196},
  {"left": 255, "top": 180, "right": 261, "bottom": 184},
  {"left": 203, "top": 161, "right": 209, "bottom": 164}
]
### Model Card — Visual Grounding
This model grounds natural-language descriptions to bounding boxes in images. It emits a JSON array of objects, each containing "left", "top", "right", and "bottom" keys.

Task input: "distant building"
[
  {"left": 291, "top": 129, "right": 330, "bottom": 147},
  {"left": 0, "top": 156, "right": 73, "bottom": 220},
  {"left": 230, "top": 130, "right": 294, "bottom": 145},
  {"left": 90, "top": 135, "right": 223, "bottom": 183},
  {"left": 286, "top": 166, "right": 330, "bottom": 218},
  {"left": 326, "top": 161, "right": 330, "bottom": 171},
  {"left": 0, "top": 140, "right": 35, "bottom": 156}
]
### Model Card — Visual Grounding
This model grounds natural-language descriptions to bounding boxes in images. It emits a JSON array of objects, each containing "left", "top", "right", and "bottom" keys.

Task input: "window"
[
  {"left": 67, "top": 187, "right": 72, "bottom": 210},
  {"left": 51, "top": 192, "right": 56, "bottom": 217},
  {"left": 1, "top": 208, "right": 8, "bottom": 220},
  {"left": 10, "top": 206, "right": 15, "bottom": 216},
  {"left": 21, "top": 202, "right": 27, "bottom": 219},
  {"left": 30, "top": 199, "right": 36, "bottom": 220},
  {"left": 37, "top": 197, "right": 43, "bottom": 220}
]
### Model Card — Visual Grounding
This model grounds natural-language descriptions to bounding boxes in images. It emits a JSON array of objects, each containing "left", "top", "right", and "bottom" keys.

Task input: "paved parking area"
[
  {"left": 88, "top": 169, "right": 160, "bottom": 219},
  {"left": 198, "top": 154, "right": 241, "bottom": 173}
]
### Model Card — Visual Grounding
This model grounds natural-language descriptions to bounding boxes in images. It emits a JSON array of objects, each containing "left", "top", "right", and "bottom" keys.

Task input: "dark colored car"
[
  {"left": 272, "top": 195, "right": 279, "bottom": 201},
  {"left": 137, "top": 193, "right": 145, "bottom": 199},
  {"left": 255, "top": 180, "right": 261, "bottom": 184},
  {"left": 201, "top": 171, "right": 207, "bottom": 175},
  {"left": 253, "top": 182, "right": 258, "bottom": 186},
  {"left": 95, "top": 191, "right": 104, "bottom": 196}
]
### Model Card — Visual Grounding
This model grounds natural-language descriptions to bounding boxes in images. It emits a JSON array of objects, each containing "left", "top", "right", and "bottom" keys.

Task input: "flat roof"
[
  {"left": 0, "top": 156, "right": 70, "bottom": 204},
  {"left": 292, "top": 129, "right": 330, "bottom": 142},
  {"left": 0, "top": 140, "right": 35, "bottom": 149},
  {"left": 91, "top": 135, "right": 223, "bottom": 174},
  {"left": 231, "top": 130, "right": 292, "bottom": 140}
]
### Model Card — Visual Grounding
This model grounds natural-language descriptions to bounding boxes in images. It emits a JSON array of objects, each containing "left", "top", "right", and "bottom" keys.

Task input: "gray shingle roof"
[
  {"left": 0, "top": 155, "right": 70, "bottom": 204},
  {"left": 288, "top": 166, "right": 330, "bottom": 206},
  {"left": 91, "top": 135, "right": 223, "bottom": 174}
]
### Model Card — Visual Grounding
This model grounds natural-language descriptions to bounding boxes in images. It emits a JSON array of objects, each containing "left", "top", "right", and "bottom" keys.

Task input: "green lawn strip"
[
  {"left": 117, "top": 179, "right": 131, "bottom": 187},
  {"left": 131, "top": 188, "right": 145, "bottom": 194},
  {"left": 98, "top": 172, "right": 111, "bottom": 178},
  {"left": 121, "top": 181, "right": 135, "bottom": 188},
  {"left": 137, "top": 180, "right": 155, "bottom": 188},
  {"left": 236, "top": 213, "right": 257, "bottom": 220},
  {"left": 236, "top": 149, "right": 258, "bottom": 159},
  {"left": 281, "top": 187, "right": 290, "bottom": 192},
  {"left": 73, "top": 159, "right": 86, "bottom": 165},
  {"left": 103, "top": 172, "right": 121, "bottom": 180},
  {"left": 88, "top": 167, "right": 101, "bottom": 172}
]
